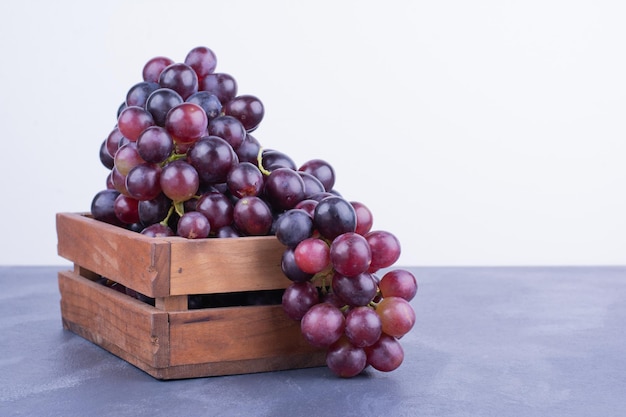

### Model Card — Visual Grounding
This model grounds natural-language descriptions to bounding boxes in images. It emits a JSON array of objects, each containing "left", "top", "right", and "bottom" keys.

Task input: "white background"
[{"left": 0, "top": 0, "right": 624, "bottom": 267}]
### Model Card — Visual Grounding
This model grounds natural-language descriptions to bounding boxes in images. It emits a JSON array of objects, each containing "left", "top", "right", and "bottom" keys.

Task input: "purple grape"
[
  {"left": 226, "top": 161, "right": 264, "bottom": 198},
  {"left": 184, "top": 46, "right": 217, "bottom": 79},
  {"left": 207, "top": 115, "right": 246, "bottom": 150},
  {"left": 177, "top": 211, "right": 210, "bottom": 239},
  {"left": 158, "top": 62, "right": 198, "bottom": 100},
  {"left": 282, "top": 281, "right": 319, "bottom": 321},
  {"left": 195, "top": 191, "right": 234, "bottom": 230},
  {"left": 223, "top": 94, "right": 264, "bottom": 131},
  {"left": 138, "top": 193, "right": 171, "bottom": 226},
  {"left": 313, "top": 196, "right": 357, "bottom": 240},
  {"left": 264, "top": 167, "right": 306, "bottom": 211},
  {"left": 274, "top": 209, "right": 313, "bottom": 248},
  {"left": 159, "top": 160, "right": 199, "bottom": 202},
  {"left": 300, "top": 303, "right": 345, "bottom": 348},
  {"left": 187, "top": 136, "right": 239, "bottom": 184},
  {"left": 331, "top": 271, "right": 377, "bottom": 307},
  {"left": 142, "top": 56, "right": 174, "bottom": 83},
  {"left": 136, "top": 126, "right": 174, "bottom": 164},
  {"left": 145, "top": 88, "right": 184, "bottom": 127},
  {"left": 299, "top": 159, "right": 335, "bottom": 191},
  {"left": 126, "top": 81, "right": 160, "bottom": 107},
  {"left": 232, "top": 196, "right": 273, "bottom": 236},
  {"left": 326, "top": 337, "right": 367, "bottom": 378},
  {"left": 126, "top": 163, "right": 162, "bottom": 201},
  {"left": 91, "top": 189, "right": 122, "bottom": 226},
  {"left": 200, "top": 72, "right": 237, "bottom": 104}
]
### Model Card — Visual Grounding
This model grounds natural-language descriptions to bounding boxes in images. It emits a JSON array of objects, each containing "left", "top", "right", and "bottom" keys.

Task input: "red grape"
[
  {"left": 376, "top": 296, "right": 415, "bottom": 338},
  {"left": 330, "top": 232, "right": 372, "bottom": 277},
  {"left": 300, "top": 303, "right": 345, "bottom": 348},
  {"left": 379, "top": 269, "right": 418, "bottom": 301}
]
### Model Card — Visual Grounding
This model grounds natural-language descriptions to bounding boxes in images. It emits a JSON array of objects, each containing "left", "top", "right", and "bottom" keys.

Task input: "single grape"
[
  {"left": 300, "top": 302, "right": 345, "bottom": 348},
  {"left": 126, "top": 163, "right": 162, "bottom": 201},
  {"left": 158, "top": 62, "right": 198, "bottom": 100},
  {"left": 345, "top": 306, "right": 382, "bottom": 347},
  {"left": 99, "top": 139, "right": 114, "bottom": 169},
  {"left": 159, "top": 160, "right": 200, "bottom": 202},
  {"left": 264, "top": 167, "right": 306, "bottom": 211},
  {"left": 376, "top": 296, "right": 416, "bottom": 338},
  {"left": 365, "top": 230, "right": 401, "bottom": 272},
  {"left": 207, "top": 115, "right": 246, "bottom": 150},
  {"left": 105, "top": 127, "right": 125, "bottom": 158},
  {"left": 110, "top": 166, "right": 129, "bottom": 195},
  {"left": 113, "top": 194, "right": 140, "bottom": 224},
  {"left": 142, "top": 56, "right": 174, "bottom": 83},
  {"left": 313, "top": 196, "right": 357, "bottom": 240},
  {"left": 177, "top": 211, "right": 210, "bottom": 239},
  {"left": 117, "top": 106, "right": 155, "bottom": 142},
  {"left": 364, "top": 334, "right": 404, "bottom": 372},
  {"left": 138, "top": 193, "right": 171, "bottom": 226},
  {"left": 126, "top": 81, "right": 160, "bottom": 107},
  {"left": 299, "top": 171, "right": 325, "bottom": 198},
  {"left": 235, "top": 134, "right": 261, "bottom": 164},
  {"left": 199, "top": 72, "right": 237, "bottom": 104},
  {"left": 281, "top": 248, "right": 314, "bottom": 283},
  {"left": 261, "top": 149, "right": 297, "bottom": 171},
  {"left": 184, "top": 46, "right": 217, "bottom": 79},
  {"left": 282, "top": 281, "right": 319, "bottom": 321},
  {"left": 351, "top": 201, "right": 374, "bottom": 236},
  {"left": 186, "top": 91, "right": 222, "bottom": 121},
  {"left": 275, "top": 209, "right": 313, "bottom": 248},
  {"left": 299, "top": 159, "right": 335, "bottom": 191},
  {"left": 330, "top": 232, "right": 372, "bottom": 277},
  {"left": 215, "top": 225, "right": 241, "bottom": 238},
  {"left": 379, "top": 269, "right": 418, "bottom": 301},
  {"left": 294, "top": 237, "right": 330, "bottom": 274},
  {"left": 114, "top": 142, "right": 146, "bottom": 176},
  {"left": 223, "top": 94, "right": 264, "bottom": 131},
  {"left": 195, "top": 191, "right": 234, "bottom": 230},
  {"left": 233, "top": 196, "right": 273, "bottom": 236},
  {"left": 326, "top": 337, "right": 367, "bottom": 378},
  {"left": 331, "top": 271, "right": 378, "bottom": 307},
  {"left": 91, "top": 189, "right": 122, "bottom": 225},
  {"left": 226, "top": 161, "right": 264, "bottom": 198},
  {"left": 145, "top": 88, "right": 184, "bottom": 127},
  {"left": 136, "top": 126, "right": 174, "bottom": 164},
  {"left": 187, "top": 136, "right": 239, "bottom": 184},
  {"left": 165, "top": 102, "right": 208, "bottom": 144},
  {"left": 141, "top": 223, "right": 175, "bottom": 237}
]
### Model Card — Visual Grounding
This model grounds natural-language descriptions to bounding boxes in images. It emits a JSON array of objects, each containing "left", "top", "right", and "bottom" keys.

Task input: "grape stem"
[
  {"left": 160, "top": 205, "right": 176, "bottom": 226},
  {"left": 257, "top": 147, "right": 272, "bottom": 176}
]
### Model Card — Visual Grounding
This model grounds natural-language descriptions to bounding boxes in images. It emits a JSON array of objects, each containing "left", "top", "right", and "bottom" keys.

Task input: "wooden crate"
[{"left": 56, "top": 212, "right": 325, "bottom": 379}]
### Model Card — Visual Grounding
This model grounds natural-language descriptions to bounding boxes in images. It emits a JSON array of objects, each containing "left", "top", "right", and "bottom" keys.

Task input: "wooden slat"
[
  {"left": 168, "top": 304, "right": 322, "bottom": 366},
  {"left": 169, "top": 236, "right": 290, "bottom": 295},
  {"left": 149, "top": 351, "right": 327, "bottom": 380},
  {"left": 58, "top": 270, "right": 170, "bottom": 369},
  {"left": 56, "top": 213, "right": 171, "bottom": 297}
]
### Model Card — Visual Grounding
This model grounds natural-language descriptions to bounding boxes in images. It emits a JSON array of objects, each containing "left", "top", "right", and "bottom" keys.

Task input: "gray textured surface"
[{"left": 1, "top": 266, "right": 624, "bottom": 417}]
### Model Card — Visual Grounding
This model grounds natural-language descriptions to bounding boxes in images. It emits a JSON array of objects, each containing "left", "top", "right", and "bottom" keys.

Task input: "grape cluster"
[{"left": 90, "top": 46, "right": 417, "bottom": 378}]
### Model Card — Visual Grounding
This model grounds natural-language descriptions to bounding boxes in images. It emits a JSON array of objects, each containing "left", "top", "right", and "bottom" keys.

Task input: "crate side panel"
[
  {"left": 169, "top": 236, "right": 290, "bottom": 295},
  {"left": 58, "top": 270, "right": 170, "bottom": 369},
  {"left": 56, "top": 213, "right": 171, "bottom": 297},
  {"left": 168, "top": 305, "right": 323, "bottom": 366},
  {"left": 153, "top": 352, "right": 327, "bottom": 379}
]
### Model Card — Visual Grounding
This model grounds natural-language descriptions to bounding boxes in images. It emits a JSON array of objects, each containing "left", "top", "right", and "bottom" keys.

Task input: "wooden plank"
[
  {"left": 169, "top": 236, "right": 290, "bottom": 295},
  {"left": 148, "top": 351, "right": 326, "bottom": 380},
  {"left": 168, "top": 304, "right": 322, "bottom": 366},
  {"left": 56, "top": 213, "right": 171, "bottom": 297},
  {"left": 58, "top": 270, "right": 170, "bottom": 369}
]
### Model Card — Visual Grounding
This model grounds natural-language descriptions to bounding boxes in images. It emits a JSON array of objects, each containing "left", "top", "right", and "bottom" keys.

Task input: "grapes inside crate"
[{"left": 57, "top": 46, "right": 417, "bottom": 379}]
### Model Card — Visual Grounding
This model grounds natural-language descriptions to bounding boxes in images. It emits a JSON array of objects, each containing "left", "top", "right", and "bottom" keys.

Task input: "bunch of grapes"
[{"left": 91, "top": 46, "right": 417, "bottom": 378}]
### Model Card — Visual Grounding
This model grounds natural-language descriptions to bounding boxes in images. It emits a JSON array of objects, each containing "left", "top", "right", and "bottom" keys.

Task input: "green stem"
[{"left": 257, "top": 147, "right": 271, "bottom": 176}]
